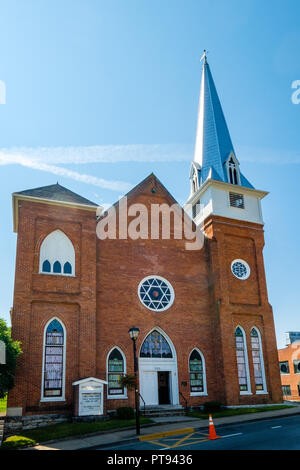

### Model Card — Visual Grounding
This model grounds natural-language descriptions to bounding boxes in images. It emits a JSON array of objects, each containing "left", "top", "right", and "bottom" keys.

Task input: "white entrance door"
[{"left": 140, "top": 371, "right": 158, "bottom": 406}]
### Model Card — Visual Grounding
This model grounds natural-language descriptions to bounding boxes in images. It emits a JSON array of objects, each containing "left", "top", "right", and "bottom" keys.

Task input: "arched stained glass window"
[
  {"left": 53, "top": 261, "right": 62, "bottom": 273},
  {"left": 64, "top": 262, "right": 72, "bottom": 275},
  {"left": 43, "top": 319, "right": 65, "bottom": 399},
  {"left": 42, "top": 260, "right": 51, "bottom": 273},
  {"left": 140, "top": 330, "right": 172, "bottom": 358},
  {"left": 251, "top": 328, "right": 266, "bottom": 392},
  {"left": 189, "top": 350, "right": 204, "bottom": 393},
  {"left": 235, "top": 327, "right": 250, "bottom": 393},
  {"left": 107, "top": 348, "right": 125, "bottom": 396}
]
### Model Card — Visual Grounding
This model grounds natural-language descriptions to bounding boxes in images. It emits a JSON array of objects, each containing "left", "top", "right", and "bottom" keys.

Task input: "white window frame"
[
  {"left": 138, "top": 275, "right": 175, "bottom": 312},
  {"left": 188, "top": 348, "right": 208, "bottom": 397},
  {"left": 106, "top": 346, "right": 128, "bottom": 400},
  {"left": 228, "top": 191, "right": 245, "bottom": 210},
  {"left": 41, "top": 317, "right": 66, "bottom": 402},
  {"left": 251, "top": 326, "right": 268, "bottom": 395},
  {"left": 235, "top": 326, "right": 252, "bottom": 396},
  {"left": 231, "top": 259, "right": 251, "bottom": 280},
  {"left": 39, "top": 229, "right": 76, "bottom": 277}
]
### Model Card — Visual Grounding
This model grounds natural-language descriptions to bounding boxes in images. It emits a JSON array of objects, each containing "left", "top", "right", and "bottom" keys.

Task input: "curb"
[
  {"left": 77, "top": 409, "right": 300, "bottom": 450},
  {"left": 7, "top": 408, "right": 300, "bottom": 451},
  {"left": 19, "top": 418, "right": 197, "bottom": 450}
]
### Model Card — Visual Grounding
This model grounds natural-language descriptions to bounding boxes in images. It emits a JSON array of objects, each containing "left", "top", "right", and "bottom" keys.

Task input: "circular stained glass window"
[
  {"left": 138, "top": 276, "right": 175, "bottom": 312},
  {"left": 231, "top": 259, "right": 250, "bottom": 280}
]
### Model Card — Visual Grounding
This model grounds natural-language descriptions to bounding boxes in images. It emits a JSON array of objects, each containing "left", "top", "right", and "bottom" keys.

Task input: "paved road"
[{"left": 99, "top": 414, "right": 300, "bottom": 450}]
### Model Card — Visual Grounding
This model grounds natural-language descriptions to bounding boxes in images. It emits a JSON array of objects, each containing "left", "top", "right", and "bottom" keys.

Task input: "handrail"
[
  {"left": 137, "top": 392, "right": 146, "bottom": 416},
  {"left": 179, "top": 391, "right": 188, "bottom": 415}
]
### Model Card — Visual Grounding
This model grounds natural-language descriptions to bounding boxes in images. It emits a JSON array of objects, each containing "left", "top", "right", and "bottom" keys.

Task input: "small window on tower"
[
  {"left": 229, "top": 192, "right": 244, "bottom": 209},
  {"left": 192, "top": 203, "right": 201, "bottom": 219}
]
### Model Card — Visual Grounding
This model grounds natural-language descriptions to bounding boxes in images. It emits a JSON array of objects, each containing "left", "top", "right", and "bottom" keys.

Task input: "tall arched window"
[
  {"left": 226, "top": 154, "right": 240, "bottom": 186},
  {"left": 235, "top": 327, "right": 251, "bottom": 394},
  {"left": 251, "top": 328, "right": 267, "bottom": 393},
  {"left": 39, "top": 230, "right": 75, "bottom": 276},
  {"left": 140, "top": 330, "right": 173, "bottom": 358},
  {"left": 107, "top": 348, "right": 126, "bottom": 398},
  {"left": 189, "top": 349, "right": 207, "bottom": 395},
  {"left": 42, "top": 319, "right": 66, "bottom": 400}
]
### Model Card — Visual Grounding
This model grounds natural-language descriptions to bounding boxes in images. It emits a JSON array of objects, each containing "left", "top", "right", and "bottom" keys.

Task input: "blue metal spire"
[{"left": 193, "top": 53, "right": 254, "bottom": 189}]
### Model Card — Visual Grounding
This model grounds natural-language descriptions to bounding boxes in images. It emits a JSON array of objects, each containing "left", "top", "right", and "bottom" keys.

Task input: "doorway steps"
[{"left": 141, "top": 405, "right": 186, "bottom": 418}]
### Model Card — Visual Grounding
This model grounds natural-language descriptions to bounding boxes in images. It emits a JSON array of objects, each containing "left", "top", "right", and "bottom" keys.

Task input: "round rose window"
[
  {"left": 138, "top": 276, "right": 175, "bottom": 312},
  {"left": 231, "top": 259, "right": 250, "bottom": 280}
]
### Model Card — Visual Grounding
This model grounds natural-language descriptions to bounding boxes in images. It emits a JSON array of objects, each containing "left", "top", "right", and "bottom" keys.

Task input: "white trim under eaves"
[
  {"left": 12, "top": 193, "right": 100, "bottom": 232},
  {"left": 184, "top": 179, "right": 268, "bottom": 209}
]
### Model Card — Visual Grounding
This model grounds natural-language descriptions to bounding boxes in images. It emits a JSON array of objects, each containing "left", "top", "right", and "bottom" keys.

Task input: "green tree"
[{"left": 0, "top": 318, "right": 22, "bottom": 398}]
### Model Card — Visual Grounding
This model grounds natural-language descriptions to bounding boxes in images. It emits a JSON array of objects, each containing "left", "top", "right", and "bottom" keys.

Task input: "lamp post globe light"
[{"left": 128, "top": 326, "right": 140, "bottom": 435}]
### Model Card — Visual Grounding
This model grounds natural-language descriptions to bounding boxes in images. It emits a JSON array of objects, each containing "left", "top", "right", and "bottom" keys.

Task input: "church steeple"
[
  {"left": 185, "top": 53, "right": 268, "bottom": 226},
  {"left": 191, "top": 53, "right": 253, "bottom": 192}
]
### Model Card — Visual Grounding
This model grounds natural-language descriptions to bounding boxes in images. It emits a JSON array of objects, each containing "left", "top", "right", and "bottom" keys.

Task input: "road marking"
[
  {"left": 171, "top": 432, "right": 195, "bottom": 449},
  {"left": 271, "top": 426, "right": 282, "bottom": 429},
  {"left": 145, "top": 430, "right": 243, "bottom": 450},
  {"left": 139, "top": 427, "right": 194, "bottom": 441},
  {"left": 221, "top": 433, "right": 243, "bottom": 438},
  {"left": 158, "top": 439, "right": 208, "bottom": 450}
]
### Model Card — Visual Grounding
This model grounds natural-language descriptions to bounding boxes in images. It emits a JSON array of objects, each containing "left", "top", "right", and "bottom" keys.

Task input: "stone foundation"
[{"left": 4, "top": 413, "right": 71, "bottom": 436}]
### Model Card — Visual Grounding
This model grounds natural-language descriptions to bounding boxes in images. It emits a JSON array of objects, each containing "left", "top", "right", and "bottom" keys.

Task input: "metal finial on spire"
[{"left": 200, "top": 49, "right": 208, "bottom": 64}]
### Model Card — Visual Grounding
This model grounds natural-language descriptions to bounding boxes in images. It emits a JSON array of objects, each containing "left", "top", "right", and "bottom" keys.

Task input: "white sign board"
[
  {"left": 0, "top": 340, "right": 5, "bottom": 365},
  {"left": 78, "top": 381, "right": 103, "bottom": 416}
]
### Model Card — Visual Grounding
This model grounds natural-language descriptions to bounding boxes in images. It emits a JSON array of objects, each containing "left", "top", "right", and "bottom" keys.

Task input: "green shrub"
[
  {"left": 116, "top": 406, "right": 135, "bottom": 420},
  {"left": 203, "top": 401, "right": 223, "bottom": 413},
  {"left": 1, "top": 435, "right": 36, "bottom": 449}
]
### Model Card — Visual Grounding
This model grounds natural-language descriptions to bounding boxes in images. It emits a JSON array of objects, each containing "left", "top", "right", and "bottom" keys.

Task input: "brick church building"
[{"left": 7, "top": 55, "right": 282, "bottom": 420}]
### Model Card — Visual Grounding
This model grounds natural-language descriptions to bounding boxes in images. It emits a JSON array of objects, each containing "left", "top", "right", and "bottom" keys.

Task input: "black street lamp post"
[{"left": 128, "top": 326, "right": 140, "bottom": 436}]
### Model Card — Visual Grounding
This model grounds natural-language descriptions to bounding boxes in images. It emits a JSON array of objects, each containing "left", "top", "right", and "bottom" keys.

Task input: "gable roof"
[
  {"left": 14, "top": 183, "right": 98, "bottom": 207},
  {"left": 12, "top": 183, "right": 98, "bottom": 232},
  {"left": 109, "top": 172, "right": 181, "bottom": 211}
]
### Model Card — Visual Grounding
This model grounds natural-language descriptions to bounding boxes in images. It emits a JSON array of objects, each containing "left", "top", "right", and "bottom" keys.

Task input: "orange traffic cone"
[{"left": 208, "top": 414, "right": 220, "bottom": 440}]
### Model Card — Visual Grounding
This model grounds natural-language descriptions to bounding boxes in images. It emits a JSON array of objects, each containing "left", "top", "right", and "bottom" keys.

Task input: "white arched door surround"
[{"left": 138, "top": 327, "right": 179, "bottom": 407}]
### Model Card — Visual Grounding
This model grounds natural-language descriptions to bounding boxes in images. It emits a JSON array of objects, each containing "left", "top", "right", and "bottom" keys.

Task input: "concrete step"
[{"left": 141, "top": 406, "right": 186, "bottom": 418}]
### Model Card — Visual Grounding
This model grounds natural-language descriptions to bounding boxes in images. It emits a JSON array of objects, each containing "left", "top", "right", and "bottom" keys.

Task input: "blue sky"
[{"left": 0, "top": 0, "right": 299, "bottom": 348}]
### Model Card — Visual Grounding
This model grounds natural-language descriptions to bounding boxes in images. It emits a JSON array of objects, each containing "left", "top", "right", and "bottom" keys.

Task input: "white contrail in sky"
[
  {"left": 0, "top": 153, "right": 132, "bottom": 192},
  {"left": 0, "top": 143, "right": 192, "bottom": 165},
  {"left": 0, "top": 143, "right": 298, "bottom": 192}
]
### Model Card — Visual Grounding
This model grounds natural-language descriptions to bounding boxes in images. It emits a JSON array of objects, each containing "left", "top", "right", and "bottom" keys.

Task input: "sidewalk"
[{"left": 28, "top": 404, "right": 300, "bottom": 450}]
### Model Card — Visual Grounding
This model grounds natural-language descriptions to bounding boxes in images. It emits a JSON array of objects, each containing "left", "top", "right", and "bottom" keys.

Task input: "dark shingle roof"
[{"left": 14, "top": 183, "right": 98, "bottom": 207}]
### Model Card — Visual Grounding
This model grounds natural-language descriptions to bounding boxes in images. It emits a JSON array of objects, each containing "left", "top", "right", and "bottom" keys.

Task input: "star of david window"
[{"left": 138, "top": 276, "right": 175, "bottom": 312}]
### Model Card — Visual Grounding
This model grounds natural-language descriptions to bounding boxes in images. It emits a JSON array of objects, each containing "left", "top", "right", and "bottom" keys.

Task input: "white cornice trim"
[
  {"left": 12, "top": 193, "right": 100, "bottom": 233},
  {"left": 185, "top": 179, "right": 268, "bottom": 208}
]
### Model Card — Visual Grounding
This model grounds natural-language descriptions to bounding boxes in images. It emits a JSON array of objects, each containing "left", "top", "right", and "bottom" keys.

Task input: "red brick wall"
[
  {"left": 8, "top": 176, "right": 283, "bottom": 415},
  {"left": 204, "top": 215, "right": 283, "bottom": 404},
  {"left": 8, "top": 199, "right": 97, "bottom": 414}
]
